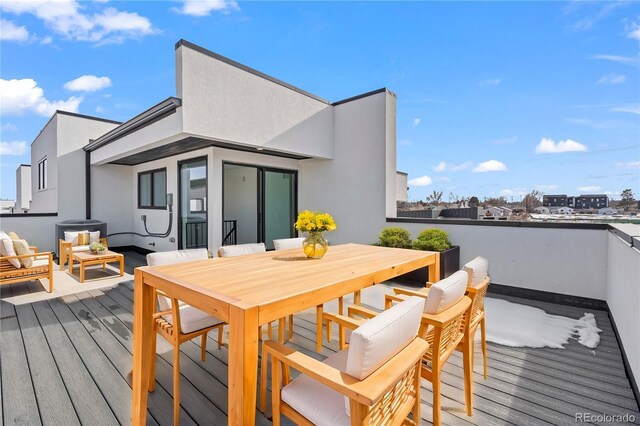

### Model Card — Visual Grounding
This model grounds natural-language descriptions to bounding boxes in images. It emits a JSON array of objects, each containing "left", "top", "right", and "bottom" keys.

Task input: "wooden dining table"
[{"left": 131, "top": 243, "right": 440, "bottom": 425}]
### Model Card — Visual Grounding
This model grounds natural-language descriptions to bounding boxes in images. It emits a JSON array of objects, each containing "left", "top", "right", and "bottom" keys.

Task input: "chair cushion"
[
  {"left": 463, "top": 256, "right": 489, "bottom": 288},
  {"left": 162, "top": 304, "right": 225, "bottom": 334},
  {"left": 424, "top": 270, "right": 468, "bottom": 314},
  {"left": 72, "top": 245, "right": 92, "bottom": 252},
  {"left": 0, "top": 234, "right": 20, "bottom": 268},
  {"left": 218, "top": 243, "right": 266, "bottom": 257},
  {"left": 146, "top": 249, "right": 211, "bottom": 311},
  {"left": 146, "top": 249, "right": 209, "bottom": 267},
  {"left": 13, "top": 239, "right": 34, "bottom": 268},
  {"left": 7, "top": 231, "right": 20, "bottom": 240},
  {"left": 346, "top": 296, "right": 425, "bottom": 381},
  {"left": 273, "top": 237, "right": 305, "bottom": 251},
  {"left": 281, "top": 350, "right": 350, "bottom": 426},
  {"left": 32, "top": 258, "right": 49, "bottom": 268}
]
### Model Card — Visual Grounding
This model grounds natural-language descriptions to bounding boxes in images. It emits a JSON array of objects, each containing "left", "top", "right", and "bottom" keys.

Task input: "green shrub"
[
  {"left": 378, "top": 227, "right": 412, "bottom": 249},
  {"left": 412, "top": 228, "right": 452, "bottom": 252}
]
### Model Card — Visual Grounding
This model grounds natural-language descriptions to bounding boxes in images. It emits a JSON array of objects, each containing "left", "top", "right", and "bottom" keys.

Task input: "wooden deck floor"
[{"left": 1, "top": 251, "right": 639, "bottom": 425}]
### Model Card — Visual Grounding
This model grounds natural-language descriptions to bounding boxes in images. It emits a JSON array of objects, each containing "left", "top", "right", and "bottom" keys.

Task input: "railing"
[
  {"left": 222, "top": 220, "right": 237, "bottom": 246},
  {"left": 184, "top": 221, "right": 207, "bottom": 249}
]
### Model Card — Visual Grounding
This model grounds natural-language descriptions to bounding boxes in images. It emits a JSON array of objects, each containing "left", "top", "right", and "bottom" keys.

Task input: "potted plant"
[
  {"left": 376, "top": 227, "right": 460, "bottom": 282},
  {"left": 89, "top": 241, "right": 106, "bottom": 255}
]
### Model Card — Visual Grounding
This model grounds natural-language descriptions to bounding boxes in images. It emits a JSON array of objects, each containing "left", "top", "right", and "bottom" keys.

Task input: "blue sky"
[{"left": 1, "top": 0, "right": 639, "bottom": 202}]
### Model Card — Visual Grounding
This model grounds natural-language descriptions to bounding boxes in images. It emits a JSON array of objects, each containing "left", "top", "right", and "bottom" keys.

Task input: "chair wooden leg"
[
  {"left": 173, "top": 345, "right": 181, "bottom": 426},
  {"left": 432, "top": 368, "right": 441, "bottom": 426},
  {"left": 278, "top": 318, "right": 285, "bottom": 343},
  {"left": 148, "top": 331, "right": 157, "bottom": 392},
  {"left": 316, "top": 305, "right": 323, "bottom": 352},
  {"left": 326, "top": 317, "right": 332, "bottom": 343},
  {"left": 288, "top": 314, "right": 294, "bottom": 340},
  {"left": 272, "top": 358, "right": 281, "bottom": 426},
  {"left": 200, "top": 332, "right": 207, "bottom": 362},
  {"left": 481, "top": 316, "right": 488, "bottom": 379},
  {"left": 259, "top": 345, "right": 268, "bottom": 413},
  {"left": 258, "top": 325, "right": 263, "bottom": 341},
  {"left": 268, "top": 322, "right": 273, "bottom": 341},
  {"left": 463, "top": 337, "right": 473, "bottom": 416},
  {"left": 412, "top": 361, "right": 421, "bottom": 423},
  {"left": 217, "top": 326, "right": 223, "bottom": 349}
]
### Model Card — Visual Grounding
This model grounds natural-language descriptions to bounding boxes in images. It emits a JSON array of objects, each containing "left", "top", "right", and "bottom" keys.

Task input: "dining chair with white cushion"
[
  {"left": 273, "top": 237, "right": 305, "bottom": 251},
  {"left": 146, "top": 248, "right": 225, "bottom": 426},
  {"left": 262, "top": 296, "right": 429, "bottom": 425}
]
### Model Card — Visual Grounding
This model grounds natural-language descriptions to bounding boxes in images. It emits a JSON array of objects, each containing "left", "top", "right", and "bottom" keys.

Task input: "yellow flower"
[{"left": 295, "top": 210, "right": 336, "bottom": 233}]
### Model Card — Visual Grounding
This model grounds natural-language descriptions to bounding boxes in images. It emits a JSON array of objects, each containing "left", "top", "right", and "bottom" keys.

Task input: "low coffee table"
[{"left": 70, "top": 250, "right": 125, "bottom": 283}]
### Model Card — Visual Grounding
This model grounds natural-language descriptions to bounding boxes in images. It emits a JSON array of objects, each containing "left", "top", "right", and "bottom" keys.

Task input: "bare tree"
[{"left": 426, "top": 191, "right": 443, "bottom": 206}]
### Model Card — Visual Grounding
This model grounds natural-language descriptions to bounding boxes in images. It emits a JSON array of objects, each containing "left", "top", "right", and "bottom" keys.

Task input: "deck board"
[{"left": 1, "top": 253, "right": 639, "bottom": 425}]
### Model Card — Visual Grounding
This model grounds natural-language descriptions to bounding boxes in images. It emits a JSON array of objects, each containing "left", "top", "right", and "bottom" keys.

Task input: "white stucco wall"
[
  {"left": 396, "top": 172, "right": 408, "bottom": 202},
  {"left": 606, "top": 232, "right": 640, "bottom": 391},
  {"left": 299, "top": 92, "right": 395, "bottom": 245},
  {"left": 0, "top": 215, "right": 60, "bottom": 252},
  {"left": 177, "top": 44, "right": 334, "bottom": 159},
  {"left": 16, "top": 165, "right": 31, "bottom": 211},
  {"left": 91, "top": 164, "right": 134, "bottom": 247},
  {"left": 385, "top": 220, "right": 609, "bottom": 300},
  {"left": 29, "top": 116, "right": 57, "bottom": 213}
]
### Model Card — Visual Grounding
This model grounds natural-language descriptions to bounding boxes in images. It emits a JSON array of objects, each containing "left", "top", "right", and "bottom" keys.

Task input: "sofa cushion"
[
  {"left": 162, "top": 304, "right": 225, "bottom": 334},
  {"left": 273, "top": 237, "right": 305, "bottom": 251},
  {"left": 424, "top": 270, "right": 468, "bottom": 314},
  {"left": 64, "top": 230, "right": 89, "bottom": 246},
  {"left": 13, "top": 239, "right": 34, "bottom": 268},
  {"left": 7, "top": 231, "right": 20, "bottom": 240},
  {"left": 89, "top": 231, "right": 100, "bottom": 244},
  {"left": 218, "top": 243, "right": 266, "bottom": 257},
  {"left": 0, "top": 234, "right": 20, "bottom": 268},
  {"left": 463, "top": 256, "right": 489, "bottom": 288},
  {"left": 281, "top": 350, "right": 350, "bottom": 426},
  {"left": 346, "top": 296, "right": 424, "bottom": 381},
  {"left": 72, "top": 245, "right": 92, "bottom": 252},
  {"left": 32, "top": 258, "right": 49, "bottom": 268},
  {"left": 77, "top": 231, "right": 90, "bottom": 246}
]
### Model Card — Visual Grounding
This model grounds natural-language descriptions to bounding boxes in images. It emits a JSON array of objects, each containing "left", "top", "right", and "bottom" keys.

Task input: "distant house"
[
  {"left": 551, "top": 207, "right": 574, "bottom": 214},
  {"left": 396, "top": 171, "right": 408, "bottom": 202},
  {"left": 543, "top": 194, "right": 568, "bottom": 207},
  {"left": 534, "top": 206, "right": 550, "bottom": 214},
  {"left": 598, "top": 207, "right": 617, "bottom": 215},
  {"left": 15, "top": 164, "right": 31, "bottom": 212},
  {"left": 484, "top": 206, "right": 511, "bottom": 218}
]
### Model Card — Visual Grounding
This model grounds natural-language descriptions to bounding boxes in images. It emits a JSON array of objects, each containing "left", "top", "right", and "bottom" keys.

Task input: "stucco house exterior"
[{"left": 8, "top": 39, "right": 400, "bottom": 254}]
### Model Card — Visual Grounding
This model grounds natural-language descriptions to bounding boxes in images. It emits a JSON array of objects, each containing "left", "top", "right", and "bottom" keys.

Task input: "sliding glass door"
[
  {"left": 178, "top": 157, "right": 207, "bottom": 249},
  {"left": 223, "top": 163, "right": 296, "bottom": 249}
]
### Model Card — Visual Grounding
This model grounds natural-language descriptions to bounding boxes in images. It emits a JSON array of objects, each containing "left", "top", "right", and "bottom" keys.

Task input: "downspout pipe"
[{"left": 85, "top": 148, "right": 91, "bottom": 220}]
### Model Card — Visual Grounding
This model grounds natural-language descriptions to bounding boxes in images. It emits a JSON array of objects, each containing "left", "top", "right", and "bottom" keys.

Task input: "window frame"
[
  {"left": 38, "top": 157, "right": 47, "bottom": 190},
  {"left": 138, "top": 167, "right": 167, "bottom": 209}
]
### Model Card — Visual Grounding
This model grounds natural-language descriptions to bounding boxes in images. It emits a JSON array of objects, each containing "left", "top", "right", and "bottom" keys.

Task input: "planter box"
[{"left": 399, "top": 246, "right": 460, "bottom": 283}]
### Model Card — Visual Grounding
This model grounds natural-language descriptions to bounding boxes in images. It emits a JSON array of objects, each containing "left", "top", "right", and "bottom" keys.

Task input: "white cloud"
[
  {"left": 64, "top": 75, "right": 112, "bottom": 92},
  {"left": 0, "top": 18, "right": 29, "bottom": 41},
  {"left": 408, "top": 175, "right": 433, "bottom": 186},
  {"left": 499, "top": 188, "right": 527, "bottom": 197},
  {"left": 432, "top": 161, "right": 473, "bottom": 172},
  {"left": 95, "top": 105, "right": 105, "bottom": 113},
  {"left": 412, "top": 118, "right": 421, "bottom": 126},
  {"left": 473, "top": 160, "right": 507, "bottom": 173},
  {"left": 597, "top": 73, "right": 625, "bottom": 84},
  {"left": 615, "top": 161, "right": 640, "bottom": 169},
  {"left": 480, "top": 78, "right": 502, "bottom": 86},
  {"left": 590, "top": 54, "right": 637, "bottom": 65},
  {"left": 40, "top": 35, "right": 52, "bottom": 45},
  {"left": 1, "top": 123, "right": 18, "bottom": 131},
  {"left": 0, "top": 141, "right": 28, "bottom": 156},
  {"left": 0, "top": 78, "right": 83, "bottom": 117},
  {"left": 535, "top": 138, "right": 588, "bottom": 154},
  {"left": 628, "top": 23, "right": 640, "bottom": 41},
  {"left": 435, "top": 176, "right": 451, "bottom": 182},
  {"left": 611, "top": 104, "right": 640, "bottom": 115},
  {"left": 577, "top": 185, "right": 601, "bottom": 193},
  {"left": 493, "top": 136, "right": 517, "bottom": 145},
  {"left": 172, "top": 0, "right": 239, "bottom": 16},
  {"left": 0, "top": 1, "right": 156, "bottom": 44}
]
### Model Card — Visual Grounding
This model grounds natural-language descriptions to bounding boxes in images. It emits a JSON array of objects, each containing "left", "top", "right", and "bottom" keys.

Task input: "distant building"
[
  {"left": 598, "top": 207, "right": 617, "bottom": 215},
  {"left": 0, "top": 199, "right": 16, "bottom": 213},
  {"left": 543, "top": 194, "right": 568, "bottom": 207},
  {"left": 16, "top": 164, "right": 31, "bottom": 212},
  {"left": 568, "top": 194, "right": 608, "bottom": 209},
  {"left": 534, "top": 206, "right": 550, "bottom": 214},
  {"left": 551, "top": 207, "right": 574, "bottom": 214},
  {"left": 544, "top": 194, "right": 608, "bottom": 210},
  {"left": 484, "top": 206, "right": 511, "bottom": 218}
]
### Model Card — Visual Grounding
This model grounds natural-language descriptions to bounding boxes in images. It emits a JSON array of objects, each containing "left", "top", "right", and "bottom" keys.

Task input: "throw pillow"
[
  {"left": 7, "top": 231, "right": 20, "bottom": 240},
  {"left": 77, "top": 231, "right": 90, "bottom": 245},
  {"left": 64, "top": 230, "right": 88, "bottom": 246},
  {"left": 89, "top": 231, "right": 100, "bottom": 244},
  {"left": 13, "top": 239, "right": 34, "bottom": 268},
  {"left": 0, "top": 236, "right": 20, "bottom": 268}
]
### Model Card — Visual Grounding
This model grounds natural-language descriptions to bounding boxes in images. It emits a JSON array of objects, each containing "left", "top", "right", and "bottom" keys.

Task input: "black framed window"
[
  {"left": 138, "top": 168, "right": 167, "bottom": 209},
  {"left": 38, "top": 158, "right": 47, "bottom": 190}
]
